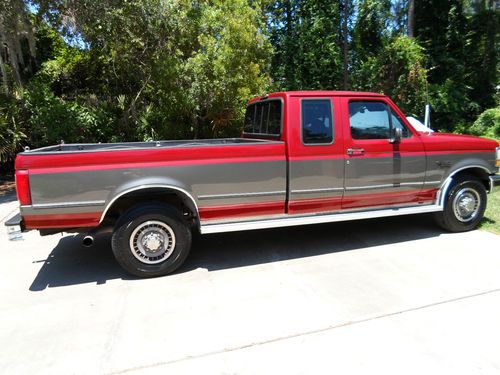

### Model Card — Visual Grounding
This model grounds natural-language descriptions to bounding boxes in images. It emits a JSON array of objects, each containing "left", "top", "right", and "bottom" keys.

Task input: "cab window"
[
  {"left": 301, "top": 99, "right": 333, "bottom": 144},
  {"left": 349, "top": 101, "right": 411, "bottom": 139},
  {"left": 244, "top": 100, "right": 282, "bottom": 136}
]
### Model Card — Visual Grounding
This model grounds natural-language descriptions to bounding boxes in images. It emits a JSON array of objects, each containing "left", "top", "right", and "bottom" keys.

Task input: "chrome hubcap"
[
  {"left": 453, "top": 188, "right": 480, "bottom": 222},
  {"left": 129, "top": 221, "right": 176, "bottom": 264},
  {"left": 142, "top": 232, "right": 163, "bottom": 252}
]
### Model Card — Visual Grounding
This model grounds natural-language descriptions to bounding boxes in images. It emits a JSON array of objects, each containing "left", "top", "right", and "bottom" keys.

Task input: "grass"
[{"left": 481, "top": 187, "right": 500, "bottom": 234}]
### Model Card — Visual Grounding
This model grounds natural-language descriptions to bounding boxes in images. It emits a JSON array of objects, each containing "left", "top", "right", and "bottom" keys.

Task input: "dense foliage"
[{"left": 0, "top": 0, "right": 498, "bottom": 167}]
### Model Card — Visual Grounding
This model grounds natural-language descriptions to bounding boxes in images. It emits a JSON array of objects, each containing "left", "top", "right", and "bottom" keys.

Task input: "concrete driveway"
[{"left": 1, "top": 193, "right": 499, "bottom": 374}]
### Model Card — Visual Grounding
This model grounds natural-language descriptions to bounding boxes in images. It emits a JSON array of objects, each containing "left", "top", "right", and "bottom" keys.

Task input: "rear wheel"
[
  {"left": 435, "top": 175, "right": 487, "bottom": 232},
  {"left": 111, "top": 203, "right": 192, "bottom": 277}
]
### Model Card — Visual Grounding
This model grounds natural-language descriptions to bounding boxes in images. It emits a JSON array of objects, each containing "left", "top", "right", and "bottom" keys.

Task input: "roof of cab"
[
  {"left": 248, "top": 90, "right": 385, "bottom": 104},
  {"left": 281, "top": 90, "right": 385, "bottom": 97}
]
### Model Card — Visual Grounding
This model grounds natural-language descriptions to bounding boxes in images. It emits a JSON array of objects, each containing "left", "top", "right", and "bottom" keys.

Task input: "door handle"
[{"left": 347, "top": 148, "right": 365, "bottom": 156}]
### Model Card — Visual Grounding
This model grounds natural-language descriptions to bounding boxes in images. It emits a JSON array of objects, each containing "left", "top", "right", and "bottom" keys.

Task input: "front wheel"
[
  {"left": 435, "top": 176, "right": 487, "bottom": 232},
  {"left": 111, "top": 203, "right": 192, "bottom": 277}
]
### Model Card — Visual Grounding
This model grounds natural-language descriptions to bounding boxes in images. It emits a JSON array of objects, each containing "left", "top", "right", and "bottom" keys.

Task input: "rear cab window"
[{"left": 244, "top": 99, "right": 282, "bottom": 137}]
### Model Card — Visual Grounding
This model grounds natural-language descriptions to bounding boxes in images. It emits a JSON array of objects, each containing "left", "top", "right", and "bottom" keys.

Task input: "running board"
[{"left": 200, "top": 204, "right": 442, "bottom": 234}]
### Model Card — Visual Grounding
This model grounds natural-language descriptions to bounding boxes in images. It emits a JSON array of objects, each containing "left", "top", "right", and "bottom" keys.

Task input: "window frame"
[
  {"left": 300, "top": 97, "right": 335, "bottom": 146},
  {"left": 242, "top": 98, "right": 284, "bottom": 138},
  {"left": 389, "top": 108, "right": 413, "bottom": 139}
]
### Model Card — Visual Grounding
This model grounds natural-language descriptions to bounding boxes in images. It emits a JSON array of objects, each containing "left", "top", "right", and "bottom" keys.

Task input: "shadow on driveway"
[
  {"left": 30, "top": 214, "right": 443, "bottom": 291},
  {"left": 29, "top": 233, "right": 131, "bottom": 291}
]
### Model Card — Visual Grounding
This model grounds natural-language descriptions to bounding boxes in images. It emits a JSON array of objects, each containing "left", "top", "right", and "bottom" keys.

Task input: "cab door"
[
  {"left": 287, "top": 95, "right": 345, "bottom": 214},
  {"left": 341, "top": 97, "right": 428, "bottom": 210}
]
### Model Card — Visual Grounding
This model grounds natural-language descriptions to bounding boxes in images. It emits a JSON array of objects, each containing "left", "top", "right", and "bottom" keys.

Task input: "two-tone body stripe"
[
  {"left": 31, "top": 200, "right": 106, "bottom": 209},
  {"left": 290, "top": 187, "right": 344, "bottom": 194},
  {"left": 198, "top": 191, "right": 286, "bottom": 200}
]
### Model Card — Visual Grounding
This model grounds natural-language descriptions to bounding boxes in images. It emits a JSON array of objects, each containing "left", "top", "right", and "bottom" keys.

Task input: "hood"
[{"left": 419, "top": 132, "right": 499, "bottom": 152}]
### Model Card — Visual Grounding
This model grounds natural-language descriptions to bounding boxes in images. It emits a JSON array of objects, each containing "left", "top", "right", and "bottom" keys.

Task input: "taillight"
[{"left": 15, "top": 170, "right": 32, "bottom": 205}]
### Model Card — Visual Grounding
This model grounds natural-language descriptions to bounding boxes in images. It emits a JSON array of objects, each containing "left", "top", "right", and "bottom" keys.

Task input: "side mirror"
[{"left": 390, "top": 127, "right": 402, "bottom": 144}]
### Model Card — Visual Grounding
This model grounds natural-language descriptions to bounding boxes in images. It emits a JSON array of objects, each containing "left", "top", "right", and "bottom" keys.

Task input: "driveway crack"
[{"left": 109, "top": 287, "right": 500, "bottom": 374}]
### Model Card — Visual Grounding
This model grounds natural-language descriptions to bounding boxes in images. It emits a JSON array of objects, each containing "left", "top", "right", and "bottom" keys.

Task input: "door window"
[
  {"left": 349, "top": 101, "right": 412, "bottom": 140},
  {"left": 349, "top": 101, "right": 390, "bottom": 139},
  {"left": 301, "top": 99, "right": 333, "bottom": 144}
]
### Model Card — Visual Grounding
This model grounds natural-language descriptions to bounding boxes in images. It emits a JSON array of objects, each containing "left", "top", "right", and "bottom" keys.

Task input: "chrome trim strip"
[
  {"left": 345, "top": 182, "right": 424, "bottom": 191},
  {"left": 424, "top": 180, "right": 442, "bottom": 185},
  {"left": 198, "top": 191, "right": 286, "bottom": 200},
  {"left": 99, "top": 185, "right": 199, "bottom": 224},
  {"left": 21, "top": 138, "right": 285, "bottom": 155},
  {"left": 32, "top": 200, "right": 106, "bottom": 209},
  {"left": 200, "top": 204, "right": 442, "bottom": 234},
  {"left": 437, "top": 165, "right": 492, "bottom": 205},
  {"left": 291, "top": 187, "right": 344, "bottom": 194}
]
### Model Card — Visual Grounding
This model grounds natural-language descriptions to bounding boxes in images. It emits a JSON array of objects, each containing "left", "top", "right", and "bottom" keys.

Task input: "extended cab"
[{"left": 6, "top": 91, "right": 500, "bottom": 277}]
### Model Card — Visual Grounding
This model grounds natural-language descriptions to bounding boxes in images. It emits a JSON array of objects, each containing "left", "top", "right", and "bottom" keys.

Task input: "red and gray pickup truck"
[{"left": 6, "top": 91, "right": 500, "bottom": 277}]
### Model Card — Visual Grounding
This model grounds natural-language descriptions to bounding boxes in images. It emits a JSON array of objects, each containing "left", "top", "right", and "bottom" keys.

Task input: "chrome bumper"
[
  {"left": 4, "top": 211, "right": 24, "bottom": 241},
  {"left": 489, "top": 174, "right": 500, "bottom": 193}
]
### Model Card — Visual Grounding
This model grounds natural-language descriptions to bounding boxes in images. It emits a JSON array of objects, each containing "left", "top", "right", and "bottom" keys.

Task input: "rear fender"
[{"left": 100, "top": 177, "right": 199, "bottom": 226}]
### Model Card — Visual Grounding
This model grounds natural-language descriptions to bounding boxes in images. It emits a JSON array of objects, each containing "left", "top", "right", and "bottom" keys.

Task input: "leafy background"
[{"left": 0, "top": 0, "right": 499, "bottom": 169}]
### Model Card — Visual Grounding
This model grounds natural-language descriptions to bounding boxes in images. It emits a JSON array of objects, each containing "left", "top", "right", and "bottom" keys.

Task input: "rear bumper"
[
  {"left": 5, "top": 212, "right": 23, "bottom": 227},
  {"left": 490, "top": 174, "right": 500, "bottom": 193},
  {"left": 4, "top": 212, "right": 25, "bottom": 241}
]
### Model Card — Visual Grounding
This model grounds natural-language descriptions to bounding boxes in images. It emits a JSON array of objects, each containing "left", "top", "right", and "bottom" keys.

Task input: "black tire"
[
  {"left": 435, "top": 175, "right": 487, "bottom": 232},
  {"left": 111, "top": 203, "right": 192, "bottom": 277}
]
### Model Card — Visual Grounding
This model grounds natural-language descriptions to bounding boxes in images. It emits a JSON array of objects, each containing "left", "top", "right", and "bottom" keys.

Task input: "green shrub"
[
  {"left": 470, "top": 107, "right": 500, "bottom": 139},
  {"left": 0, "top": 92, "right": 27, "bottom": 164}
]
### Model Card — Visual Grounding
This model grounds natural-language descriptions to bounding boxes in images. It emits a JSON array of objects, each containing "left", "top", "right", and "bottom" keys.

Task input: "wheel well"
[
  {"left": 102, "top": 188, "right": 199, "bottom": 228},
  {"left": 451, "top": 167, "right": 490, "bottom": 191}
]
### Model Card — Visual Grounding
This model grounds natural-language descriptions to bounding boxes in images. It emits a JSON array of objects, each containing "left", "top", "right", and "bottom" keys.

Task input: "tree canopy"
[{"left": 0, "top": 0, "right": 498, "bottom": 165}]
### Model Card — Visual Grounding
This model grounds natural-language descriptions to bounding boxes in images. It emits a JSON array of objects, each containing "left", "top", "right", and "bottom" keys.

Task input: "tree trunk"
[
  {"left": 408, "top": 0, "right": 415, "bottom": 38},
  {"left": 284, "top": 0, "right": 294, "bottom": 89},
  {"left": 341, "top": 0, "right": 350, "bottom": 90},
  {"left": 0, "top": 50, "right": 9, "bottom": 94}
]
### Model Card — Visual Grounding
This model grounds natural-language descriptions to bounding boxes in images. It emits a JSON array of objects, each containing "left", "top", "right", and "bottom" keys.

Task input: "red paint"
[
  {"left": 16, "top": 143, "right": 286, "bottom": 173},
  {"left": 289, "top": 196, "right": 343, "bottom": 214},
  {"left": 27, "top": 155, "right": 285, "bottom": 175},
  {"left": 199, "top": 201, "right": 285, "bottom": 220},
  {"left": 420, "top": 132, "right": 499, "bottom": 153},
  {"left": 15, "top": 170, "right": 31, "bottom": 205},
  {"left": 24, "top": 212, "right": 101, "bottom": 229},
  {"left": 417, "top": 188, "right": 439, "bottom": 201},
  {"left": 199, "top": 188, "right": 438, "bottom": 220},
  {"left": 342, "top": 189, "right": 438, "bottom": 210}
]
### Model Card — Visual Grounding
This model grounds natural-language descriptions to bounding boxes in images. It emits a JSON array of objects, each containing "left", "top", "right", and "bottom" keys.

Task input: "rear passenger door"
[
  {"left": 342, "top": 97, "right": 427, "bottom": 210},
  {"left": 287, "top": 96, "right": 346, "bottom": 214}
]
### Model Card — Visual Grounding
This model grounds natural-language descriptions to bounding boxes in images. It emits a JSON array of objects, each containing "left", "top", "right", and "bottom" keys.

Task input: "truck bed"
[{"left": 27, "top": 138, "right": 276, "bottom": 154}]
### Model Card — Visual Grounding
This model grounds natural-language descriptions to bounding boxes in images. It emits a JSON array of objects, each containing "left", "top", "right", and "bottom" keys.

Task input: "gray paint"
[
  {"left": 28, "top": 160, "right": 287, "bottom": 211},
  {"left": 344, "top": 154, "right": 427, "bottom": 195},
  {"left": 289, "top": 159, "right": 345, "bottom": 201},
  {"left": 426, "top": 152, "right": 497, "bottom": 184},
  {"left": 21, "top": 204, "right": 105, "bottom": 216}
]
